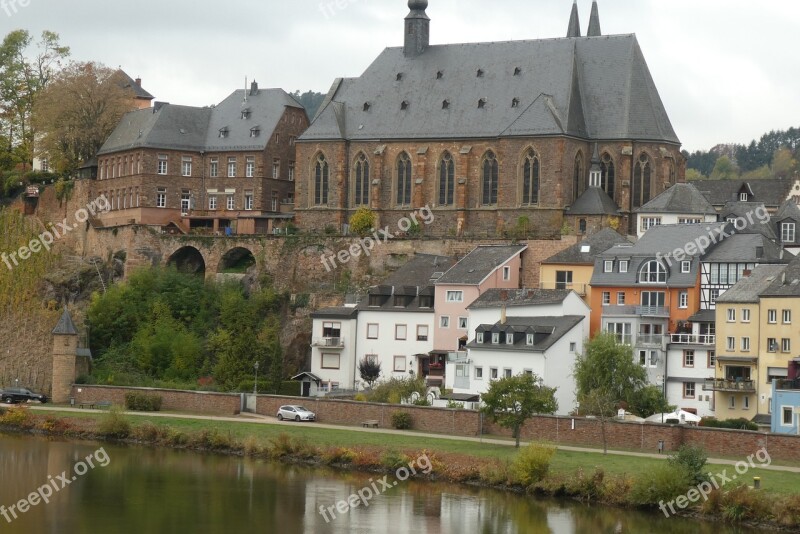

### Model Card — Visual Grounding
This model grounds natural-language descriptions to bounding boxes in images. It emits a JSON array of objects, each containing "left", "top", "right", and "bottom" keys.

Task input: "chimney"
[
  {"left": 404, "top": 0, "right": 430, "bottom": 58},
  {"left": 250, "top": 80, "right": 259, "bottom": 96},
  {"left": 501, "top": 305, "right": 507, "bottom": 325},
  {"left": 134, "top": 77, "right": 142, "bottom": 87}
]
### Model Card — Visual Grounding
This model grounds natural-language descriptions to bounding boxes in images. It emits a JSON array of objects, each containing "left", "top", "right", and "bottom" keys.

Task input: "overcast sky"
[{"left": 5, "top": 0, "right": 799, "bottom": 151}]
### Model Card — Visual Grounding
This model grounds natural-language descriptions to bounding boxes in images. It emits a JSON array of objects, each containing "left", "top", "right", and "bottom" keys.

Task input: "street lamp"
[{"left": 253, "top": 362, "right": 259, "bottom": 394}]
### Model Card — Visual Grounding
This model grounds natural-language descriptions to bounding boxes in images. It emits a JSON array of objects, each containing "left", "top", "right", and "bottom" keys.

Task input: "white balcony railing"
[
  {"left": 312, "top": 337, "right": 344, "bottom": 348},
  {"left": 670, "top": 334, "right": 716, "bottom": 346}
]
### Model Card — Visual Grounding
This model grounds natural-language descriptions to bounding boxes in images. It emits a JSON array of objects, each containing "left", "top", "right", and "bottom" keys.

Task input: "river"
[{"left": 0, "top": 433, "right": 770, "bottom": 533}]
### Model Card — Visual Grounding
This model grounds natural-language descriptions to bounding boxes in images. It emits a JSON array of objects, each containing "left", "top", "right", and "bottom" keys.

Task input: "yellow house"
[
  {"left": 540, "top": 228, "right": 629, "bottom": 305},
  {"left": 711, "top": 264, "right": 788, "bottom": 423}
]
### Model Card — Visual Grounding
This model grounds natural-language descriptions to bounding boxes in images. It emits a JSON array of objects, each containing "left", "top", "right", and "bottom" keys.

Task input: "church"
[{"left": 295, "top": 0, "right": 684, "bottom": 237}]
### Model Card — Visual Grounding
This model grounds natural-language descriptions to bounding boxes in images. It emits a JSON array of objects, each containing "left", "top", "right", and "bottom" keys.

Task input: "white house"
[
  {"left": 635, "top": 183, "right": 718, "bottom": 238},
  {"left": 445, "top": 289, "right": 590, "bottom": 415},
  {"left": 664, "top": 310, "right": 717, "bottom": 417},
  {"left": 308, "top": 306, "right": 359, "bottom": 394}
]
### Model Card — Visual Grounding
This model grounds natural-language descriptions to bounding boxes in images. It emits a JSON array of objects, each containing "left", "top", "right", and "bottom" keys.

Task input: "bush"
[
  {"left": 412, "top": 398, "right": 430, "bottom": 406},
  {"left": 391, "top": 411, "right": 412, "bottom": 430},
  {"left": 511, "top": 442, "right": 556, "bottom": 486},
  {"left": 446, "top": 400, "right": 465, "bottom": 409},
  {"left": 349, "top": 207, "right": 376, "bottom": 236},
  {"left": 132, "top": 422, "right": 171, "bottom": 443},
  {"left": 367, "top": 377, "right": 426, "bottom": 404},
  {"left": 668, "top": 445, "right": 709, "bottom": 485},
  {"left": 124, "top": 392, "right": 163, "bottom": 412},
  {"left": 720, "top": 484, "right": 772, "bottom": 523},
  {"left": 0, "top": 406, "right": 33, "bottom": 428},
  {"left": 380, "top": 450, "right": 410, "bottom": 471},
  {"left": 699, "top": 417, "right": 759, "bottom": 431},
  {"left": 353, "top": 393, "right": 367, "bottom": 402},
  {"left": 322, "top": 447, "right": 357, "bottom": 465},
  {"left": 629, "top": 463, "right": 692, "bottom": 506},
  {"left": 97, "top": 407, "right": 131, "bottom": 439}
]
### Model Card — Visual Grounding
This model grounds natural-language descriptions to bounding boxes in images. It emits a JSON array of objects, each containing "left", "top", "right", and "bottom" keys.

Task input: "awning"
[
  {"left": 440, "top": 393, "right": 480, "bottom": 402},
  {"left": 428, "top": 350, "right": 449, "bottom": 355},
  {"left": 715, "top": 356, "right": 758, "bottom": 363},
  {"left": 291, "top": 372, "right": 322, "bottom": 383}
]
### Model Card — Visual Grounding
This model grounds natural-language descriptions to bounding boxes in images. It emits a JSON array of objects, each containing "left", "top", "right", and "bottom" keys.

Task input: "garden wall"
[{"left": 70, "top": 385, "right": 800, "bottom": 462}]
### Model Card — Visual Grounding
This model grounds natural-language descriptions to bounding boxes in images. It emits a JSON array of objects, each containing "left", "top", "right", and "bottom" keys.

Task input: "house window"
[
  {"left": 782, "top": 223, "right": 796, "bottom": 243},
  {"left": 477, "top": 332, "right": 484, "bottom": 343},
  {"left": 181, "top": 156, "right": 192, "bottom": 177},
  {"left": 783, "top": 310, "right": 792, "bottom": 324},
  {"left": 395, "top": 324, "right": 407, "bottom": 340},
  {"left": 782, "top": 338, "right": 791, "bottom": 353},
  {"left": 679, "top": 292, "right": 688, "bottom": 309},
  {"left": 393, "top": 356, "right": 406, "bottom": 372},
  {"left": 250, "top": 127, "right": 260, "bottom": 138},
  {"left": 365, "top": 354, "right": 378, "bottom": 365},
  {"left": 579, "top": 219, "right": 587, "bottom": 233},
  {"left": 314, "top": 154, "right": 329, "bottom": 205},
  {"left": 640, "top": 217, "right": 662, "bottom": 233},
  {"left": 491, "top": 332, "right": 500, "bottom": 344},
  {"left": 288, "top": 162, "right": 295, "bottom": 181},
  {"left": 606, "top": 322, "right": 632, "bottom": 345},
  {"left": 729, "top": 396, "right": 736, "bottom": 409},
  {"left": 272, "top": 191, "right": 279, "bottom": 212},
  {"left": 783, "top": 407, "right": 794, "bottom": 426},
  {"left": 619, "top": 260, "right": 629, "bottom": 273},
  {"left": 228, "top": 157, "right": 237, "bottom": 177},
  {"left": 490, "top": 368, "right": 498, "bottom": 379},
  {"left": 416, "top": 325, "right": 429, "bottom": 341},
  {"left": 353, "top": 153, "right": 370, "bottom": 206},
  {"left": 742, "top": 309, "right": 750, "bottom": 322},
  {"left": 246, "top": 157, "right": 255, "bottom": 178},
  {"left": 768, "top": 309, "right": 777, "bottom": 324},
  {"left": 219, "top": 127, "right": 229, "bottom": 138},
  {"left": 440, "top": 316, "right": 450, "bottom": 328},
  {"left": 727, "top": 308, "right": 736, "bottom": 322},
  {"left": 367, "top": 324, "right": 379, "bottom": 339},
  {"left": 602, "top": 292, "right": 611, "bottom": 306},
  {"left": 638, "top": 350, "right": 658, "bottom": 368},
  {"left": 744, "top": 396, "right": 750, "bottom": 409},
  {"left": 600, "top": 152, "right": 615, "bottom": 198},
  {"left": 396, "top": 152, "right": 412, "bottom": 206},
  {"left": 481, "top": 151, "right": 499, "bottom": 205},
  {"left": 506, "top": 333, "right": 514, "bottom": 345},
  {"left": 41, "top": 158, "right": 48, "bottom": 172},
  {"left": 503, "top": 266, "right": 511, "bottom": 281},
  {"left": 227, "top": 195, "right": 235, "bottom": 211},
  {"left": 570, "top": 342, "right": 576, "bottom": 352},
  {"left": 272, "top": 159, "right": 280, "bottom": 179},
  {"left": 741, "top": 337, "right": 750, "bottom": 351},
  {"left": 446, "top": 291, "right": 464, "bottom": 302},
  {"left": 475, "top": 367, "right": 483, "bottom": 380},
  {"left": 684, "top": 350, "right": 695, "bottom": 367},
  {"left": 209, "top": 196, "right": 217, "bottom": 210},
  {"left": 458, "top": 317, "right": 468, "bottom": 329},
  {"left": 438, "top": 151, "right": 455, "bottom": 206},
  {"left": 639, "top": 260, "right": 667, "bottom": 283},
  {"left": 503, "top": 368, "right": 512, "bottom": 378},
  {"left": 156, "top": 188, "right": 166, "bottom": 208},
  {"left": 321, "top": 353, "right": 340, "bottom": 369},
  {"left": 681, "top": 261, "right": 691, "bottom": 273},
  {"left": 604, "top": 260, "right": 614, "bottom": 273},
  {"left": 526, "top": 334, "right": 534, "bottom": 346},
  {"left": 767, "top": 338, "right": 778, "bottom": 352},
  {"left": 683, "top": 382, "right": 695, "bottom": 398},
  {"left": 740, "top": 192, "right": 748, "bottom": 202},
  {"left": 521, "top": 149, "right": 540, "bottom": 205},
  {"left": 210, "top": 158, "right": 219, "bottom": 177},
  {"left": 556, "top": 271, "right": 573, "bottom": 290},
  {"left": 708, "top": 351, "right": 715, "bottom": 367},
  {"left": 617, "top": 292, "right": 626, "bottom": 305},
  {"left": 322, "top": 322, "right": 341, "bottom": 338},
  {"left": 679, "top": 218, "right": 702, "bottom": 224},
  {"left": 418, "top": 296, "right": 433, "bottom": 308},
  {"left": 245, "top": 192, "right": 254, "bottom": 211},
  {"left": 157, "top": 155, "right": 168, "bottom": 175}
]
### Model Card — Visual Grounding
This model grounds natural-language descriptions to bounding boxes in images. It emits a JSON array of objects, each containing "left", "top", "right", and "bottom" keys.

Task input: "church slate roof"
[
  {"left": 98, "top": 87, "right": 304, "bottom": 155},
  {"left": 52, "top": 308, "right": 78, "bottom": 336},
  {"left": 566, "top": 187, "right": 620, "bottom": 215},
  {"left": 300, "top": 34, "right": 679, "bottom": 144},
  {"left": 637, "top": 183, "right": 716, "bottom": 215}
]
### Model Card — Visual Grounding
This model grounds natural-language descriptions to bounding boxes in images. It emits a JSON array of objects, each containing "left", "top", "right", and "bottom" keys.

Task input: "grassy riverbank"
[{"left": 4, "top": 406, "right": 800, "bottom": 529}]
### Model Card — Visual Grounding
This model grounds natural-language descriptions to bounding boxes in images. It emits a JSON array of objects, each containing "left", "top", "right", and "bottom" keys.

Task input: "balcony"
[
  {"left": 636, "top": 334, "right": 666, "bottom": 346},
  {"left": 775, "top": 379, "right": 800, "bottom": 391},
  {"left": 669, "top": 334, "right": 716, "bottom": 346},
  {"left": 311, "top": 337, "right": 345, "bottom": 349},
  {"left": 636, "top": 306, "right": 670, "bottom": 317},
  {"left": 539, "top": 282, "right": 587, "bottom": 296},
  {"left": 703, "top": 378, "right": 755, "bottom": 392}
]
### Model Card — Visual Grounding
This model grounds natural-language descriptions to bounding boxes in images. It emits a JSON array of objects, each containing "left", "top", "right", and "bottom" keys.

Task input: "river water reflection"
[{"left": 0, "top": 433, "right": 770, "bottom": 533}]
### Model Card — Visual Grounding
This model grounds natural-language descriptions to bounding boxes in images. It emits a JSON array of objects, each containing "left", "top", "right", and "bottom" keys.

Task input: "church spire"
[
  {"left": 587, "top": 1, "right": 602, "bottom": 37},
  {"left": 404, "top": 0, "right": 430, "bottom": 57},
  {"left": 566, "top": 0, "right": 581, "bottom": 38}
]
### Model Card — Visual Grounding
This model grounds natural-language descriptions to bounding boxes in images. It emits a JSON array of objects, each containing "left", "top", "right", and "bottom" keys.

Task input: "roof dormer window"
[
  {"left": 401, "top": 101, "right": 409, "bottom": 111},
  {"left": 218, "top": 127, "right": 229, "bottom": 139},
  {"left": 740, "top": 192, "right": 748, "bottom": 201},
  {"left": 249, "top": 127, "right": 260, "bottom": 138},
  {"left": 396, "top": 73, "right": 403, "bottom": 81},
  {"left": 363, "top": 102, "right": 371, "bottom": 112},
  {"left": 442, "top": 100, "right": 450, "bottom": 110},
  {"left": 241, "top": 109, "right": 251, "bottom": 120},
  {"left": 436, "top": 70, "right": 443, "bottom": 79},
  {"left": 512, "top": 98, "right": 520, "bottom": 108},
  {"left": 477, "top": 69, "right": 484, "bottom": 78},
  {"left": 514, "top": 67, "right": 522, "bottom": 76},
  {"left": 478, "top": 98, "right": 487, "bottom": 109}
]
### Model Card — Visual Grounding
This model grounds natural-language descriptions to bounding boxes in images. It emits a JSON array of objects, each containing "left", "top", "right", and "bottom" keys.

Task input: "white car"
[{"left": 276, "top": 405, "right": 316, "bottom": 422}]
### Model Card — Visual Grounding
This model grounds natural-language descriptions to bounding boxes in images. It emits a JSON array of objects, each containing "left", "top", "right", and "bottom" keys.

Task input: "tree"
[
  {"left": 740, "top": 165, "right": 772, "bottom": 180},
  {"left": 685, "top": 168, "right": 704, "bottom": 181},
  {"left": 578, "top": 388, "right": 616, "bottom": 454},
  {"left": 358, "top": 357, "right": 381, "bottom": 389},
  {"left": 772, "top": 147, "right": 798, "bottom": 180},
  {"left": 574, "top": 333, "right": 647, "bottom": 403},
  {"left": 480, "top": 373, "right": 558, "bottom": 448},
  {"left": 709, "top": 156, "right": 739, "bottom": 180},
  {"left": 0, "top": 30, "right": 70, "bottom": 167},
  {"left": 33, "top": 62, "right": 137, "bottom": 173},
  {"left": 290, "top": 90, "right": 325, "bottom": 120},
  {"left": 629, "top": 384, "right": 673, "bottom": 419}
]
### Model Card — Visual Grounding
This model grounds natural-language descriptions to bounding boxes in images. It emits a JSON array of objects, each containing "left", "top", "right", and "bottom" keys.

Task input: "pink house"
[{"left": 425, "top": 245, "right": 527, "bottom": 386}]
